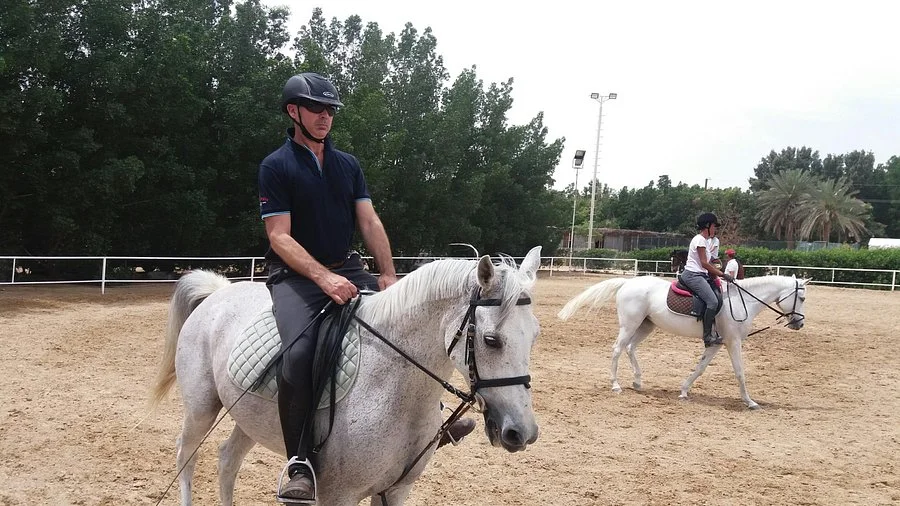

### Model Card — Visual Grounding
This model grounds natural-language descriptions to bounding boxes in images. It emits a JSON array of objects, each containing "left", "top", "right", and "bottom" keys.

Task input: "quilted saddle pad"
[
  {"left": 227, "top": 308, "right": 361, "bottom": 409},
  {"left": 666, "top": 287, "right": 695, "bottom": 317}
]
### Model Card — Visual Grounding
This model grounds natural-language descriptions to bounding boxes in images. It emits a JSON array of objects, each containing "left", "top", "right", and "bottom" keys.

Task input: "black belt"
[{"left": 323, "top": 251, "right": 358, "bottom": 270}]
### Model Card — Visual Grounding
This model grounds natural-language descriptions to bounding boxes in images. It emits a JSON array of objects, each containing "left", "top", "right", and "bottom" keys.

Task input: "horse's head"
[
  {"left": 446, "top": 246, "right": 542, "bottom": 453},
  {"left": 775, "top": 276, "right": 809, "bottom": 330},
  {"left": 670, "top": 249, "right": 687, "bottom": 273}
]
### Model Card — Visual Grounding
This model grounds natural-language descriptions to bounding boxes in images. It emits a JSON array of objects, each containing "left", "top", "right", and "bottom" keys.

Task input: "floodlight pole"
[
  {"left": 568, "top": 158, "right": 582, "bottom": 267},
  {"left": 587, "top": 92, "right": 616, "bottom": 250}
]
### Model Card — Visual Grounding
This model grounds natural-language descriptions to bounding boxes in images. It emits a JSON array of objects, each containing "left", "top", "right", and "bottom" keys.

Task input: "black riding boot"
[
  {"left": 277, "top": 373, "right": 312, "bottom": 472},
  {"left": 702, "top": 307, "right": 723, "bottom": 347},
  {"left": 277, "top": 374, "right": 317, "bottom": 502}
]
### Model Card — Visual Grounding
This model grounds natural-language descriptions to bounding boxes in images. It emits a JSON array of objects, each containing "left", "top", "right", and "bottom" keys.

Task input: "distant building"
[
  {"left": 868, "top": 238, "right": 900, "bottom": 249},
  {"left": 597, "top": 228, "right": 689, "bottom": 252},
  {"left": 561, "top": 228, "right": 689, "bottom": 252}
]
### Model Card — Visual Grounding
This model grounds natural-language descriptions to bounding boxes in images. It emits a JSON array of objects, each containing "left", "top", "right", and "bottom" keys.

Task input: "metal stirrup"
[{"left": 276, "top": 457, "right": 318, "bottom": 505}]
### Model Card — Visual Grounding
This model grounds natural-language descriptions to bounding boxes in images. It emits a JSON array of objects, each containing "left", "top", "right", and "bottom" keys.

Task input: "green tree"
[
  {"left": 749, "top": 146, "right": 822, "bottom": 192},
  {"left": 798, "top": 178, "right": 870, "bottom": 244},
  {"left": 756, "top": 169, "right": 818, "bottom": 249}
]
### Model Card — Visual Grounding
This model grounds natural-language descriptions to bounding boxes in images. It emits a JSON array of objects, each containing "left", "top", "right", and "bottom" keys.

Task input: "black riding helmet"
[
  {"left": 696, "top": 212, "right": 721, "bottom": 230},
  {"left": 281, "top": 72, "right": 344, "bottom": 112}
]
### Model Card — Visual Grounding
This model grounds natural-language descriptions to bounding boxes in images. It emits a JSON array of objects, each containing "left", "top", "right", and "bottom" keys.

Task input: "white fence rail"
[{"left": 1, "top": 255, "right": 897, "bottom": 293}]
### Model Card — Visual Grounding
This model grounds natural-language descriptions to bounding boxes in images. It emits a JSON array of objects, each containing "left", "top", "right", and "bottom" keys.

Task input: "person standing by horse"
[
  {"left": 259, "top": 72, "right": 474, "bottom": 503},
  {"left": 723, "top": 248, "right": 741, "bottom": 280},
  {"left": 680, "top": 212, "right": 734, "bottom": 347}
]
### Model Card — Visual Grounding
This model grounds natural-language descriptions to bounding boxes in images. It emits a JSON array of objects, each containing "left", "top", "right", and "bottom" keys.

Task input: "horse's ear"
[
  {"left": 519, "top": 246, "right": 542, "bottom": 277},
  {"left": 477, "top": 254, "right": 495, "bottom": 290}
]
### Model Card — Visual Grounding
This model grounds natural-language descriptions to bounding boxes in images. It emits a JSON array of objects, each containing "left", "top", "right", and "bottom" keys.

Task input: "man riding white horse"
[
  {"left": 679, "top": 212, "right": 734, "bottom": 347},
  {"left": 258, "top": 72, "right": 475, "bottom": 503}
]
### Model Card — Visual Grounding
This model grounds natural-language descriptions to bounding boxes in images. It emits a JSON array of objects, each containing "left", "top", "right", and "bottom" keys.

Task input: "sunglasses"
[{"left": 299, "top": 101, "right": 337, "bottom": 117}]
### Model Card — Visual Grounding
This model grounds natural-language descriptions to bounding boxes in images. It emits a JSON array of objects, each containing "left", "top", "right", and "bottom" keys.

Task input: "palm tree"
[
  {"left": 756, "top": 169, "right": 817, "bottom": 249},
  {"left": 798, "top": 178, "right": 870, "bottom": 244}
]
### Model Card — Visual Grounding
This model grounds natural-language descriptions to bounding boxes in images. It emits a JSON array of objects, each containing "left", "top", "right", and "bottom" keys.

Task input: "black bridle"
[
  {"left": 357, "top": 287, "right": 533, "bottom": 505},
  {"left": 726, "top": 278, "right": 805, "bottom": 336}
]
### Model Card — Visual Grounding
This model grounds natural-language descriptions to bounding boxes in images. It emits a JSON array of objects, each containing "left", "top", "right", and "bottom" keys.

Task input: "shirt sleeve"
[
  {"left": 258, "top": 162, "right": 292, "bottom": 219},
  {"left": 351, "top": 156, "right": 372, "bottom": 202}
]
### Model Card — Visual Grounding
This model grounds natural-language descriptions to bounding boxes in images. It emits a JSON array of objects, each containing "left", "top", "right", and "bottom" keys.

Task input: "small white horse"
[
  {"left": 558, "top": 275, "right": 808, "bottom": 409},
  {"left": 151, "top": 247, "right": 543, "bottom": 505}
]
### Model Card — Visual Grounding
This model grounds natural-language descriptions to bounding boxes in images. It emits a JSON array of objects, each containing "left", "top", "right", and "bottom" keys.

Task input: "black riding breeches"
[{"left": 267, "top": 253, "right": 379, "bottom": 460}]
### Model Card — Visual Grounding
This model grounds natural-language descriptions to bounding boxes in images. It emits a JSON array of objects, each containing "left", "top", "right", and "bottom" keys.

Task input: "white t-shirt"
[
  {"left": 684, "top": 234, "right": 709, "bottom": 273},
  {"left": 707, "top": 236, "right": 720, "bottom": 263},
  {"left": 724, "top": 258, "right": 739, "bottom": 278}
]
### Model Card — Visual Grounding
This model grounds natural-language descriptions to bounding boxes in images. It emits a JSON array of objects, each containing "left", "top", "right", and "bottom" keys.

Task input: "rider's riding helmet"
[
  {"left": 696, "top": 212, "right": 720, "bottom": 230},
  {"left": 725, "top": 248, "right": 736, "bottom": 257},
  {"left": 281, "top": 72, "right": 344, "bottom": 112}
]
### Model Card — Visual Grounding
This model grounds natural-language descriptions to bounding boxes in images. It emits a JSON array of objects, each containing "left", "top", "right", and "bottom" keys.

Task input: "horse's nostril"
[{"left": 502, "top": 428, "right": 524, "bottom": 447}]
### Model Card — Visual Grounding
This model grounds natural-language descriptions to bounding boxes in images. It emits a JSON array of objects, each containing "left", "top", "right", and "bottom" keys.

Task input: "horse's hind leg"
[
  {"left": 679, "top": 345, "right": 722, "bottom": 400},
  {"left": 176, "top": 399, "right": 222, "bottom": 506},
  {"left": 625, "top": 320, "right": 655, "bottom": 390},
  {"left": 218, "top": 425, "right": 256, "bottom": 506},
  {"left": 611, "top": 316, "right": 647, "bottom": 393}
]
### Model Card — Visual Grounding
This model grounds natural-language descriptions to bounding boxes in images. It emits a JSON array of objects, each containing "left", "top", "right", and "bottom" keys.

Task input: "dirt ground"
[{"left": 1, "top": 275, "right": 899, "bottom": 505}]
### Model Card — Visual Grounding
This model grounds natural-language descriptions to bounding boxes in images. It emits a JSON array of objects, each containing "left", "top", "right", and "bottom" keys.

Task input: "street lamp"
[
  {"left": 569, "top": 150, "right": 586, "bottom": 266},
  {"left": 587, "top": 92, "right": 617, "bottom": 250}
]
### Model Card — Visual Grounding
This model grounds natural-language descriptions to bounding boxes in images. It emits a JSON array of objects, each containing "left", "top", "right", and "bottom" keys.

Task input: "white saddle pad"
[{"left": 227, "top": 308, "right": 362, "bottom": 409}]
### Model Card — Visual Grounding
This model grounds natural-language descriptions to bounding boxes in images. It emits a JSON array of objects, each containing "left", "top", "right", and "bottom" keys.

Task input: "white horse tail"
[
  {"left": 557, "top": 278, "right": 629, "bottom": 320},
  {"left": 149, "top": 270, "right": 231, "bottom": 410}
]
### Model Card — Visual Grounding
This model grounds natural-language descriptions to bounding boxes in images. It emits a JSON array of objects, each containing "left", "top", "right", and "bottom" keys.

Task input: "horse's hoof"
[
  {"left": 632, "top": 382, "right": 642, "bottom": 391},
  {"left": 748, "top": 403, "right": 761, "bottom": 410},
  {"left": 678, "top": 393, "right": 689, "bottom": 400},
  {"left": 611, "top": 385, "right": 622, "bottom": 393}
]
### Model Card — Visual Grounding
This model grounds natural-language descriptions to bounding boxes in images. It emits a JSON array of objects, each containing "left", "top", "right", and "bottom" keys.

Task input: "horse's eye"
[{"left": 483, "top": 333, "right": 502, "bottom": 349}]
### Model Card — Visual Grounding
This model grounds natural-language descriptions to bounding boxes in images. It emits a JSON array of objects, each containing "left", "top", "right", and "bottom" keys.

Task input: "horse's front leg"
[
  {"left": 724, "top": 337, "right": 759, "bottom": 409},
  {"left": 369, "top": 484, "right": 414, "bottom": 506},
  {"left": 679, "top": 344, "right": 722, "bottom": 399}
]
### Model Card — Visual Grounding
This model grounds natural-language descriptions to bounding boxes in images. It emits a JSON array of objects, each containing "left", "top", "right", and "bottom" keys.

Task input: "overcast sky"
[{"left": 274, "top": 1, "right": 900, "bottom": 192}]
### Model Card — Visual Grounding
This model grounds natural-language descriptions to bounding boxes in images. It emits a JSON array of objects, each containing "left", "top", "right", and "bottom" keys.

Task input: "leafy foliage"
[{"left": 0, "top": 4, "right": 566, "bottom": 257}]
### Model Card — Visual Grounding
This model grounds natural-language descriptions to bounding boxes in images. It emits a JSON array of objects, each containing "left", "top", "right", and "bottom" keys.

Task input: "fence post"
[
  {"left": 549, "top": 257, "right": 554, "bottom": 277},
  {"left": 633, "top": 258, "right": 638, "bottom": 276},
  {"left": 893, "top": 271, "right": 897, "bottom": 292},
  {"left": 831, "top": 269, "right": 835, "bottom": 284},
  {"left": 101, "top": 257, "right": 107, "bottom": 294},
  {"left": 250, "top": 258, "right": 256, "bottom": 282},
  {"left": 776, "top": 266, "right": 780, "bottom": 276},
  {"left": 11, "top": 258, "right": 15, "bottom": 284}
]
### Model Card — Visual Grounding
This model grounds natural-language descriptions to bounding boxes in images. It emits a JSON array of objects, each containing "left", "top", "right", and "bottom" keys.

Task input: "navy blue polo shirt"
[{"left": 258, "top": 129, "right": 371, "bottom": 266}]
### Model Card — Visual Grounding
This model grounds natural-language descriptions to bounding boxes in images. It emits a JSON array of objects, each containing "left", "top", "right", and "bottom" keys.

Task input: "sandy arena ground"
[{"left": 1, "top": 275, "right": 899, "bottom": 505}]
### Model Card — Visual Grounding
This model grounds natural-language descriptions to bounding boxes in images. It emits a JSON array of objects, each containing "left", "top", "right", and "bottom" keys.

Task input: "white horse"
[
  {"left": 557, "top": 275, "right": 808, "bottom": 409},
  {"left": 151, "top": 247, "right": 543, "bottom": 505}
]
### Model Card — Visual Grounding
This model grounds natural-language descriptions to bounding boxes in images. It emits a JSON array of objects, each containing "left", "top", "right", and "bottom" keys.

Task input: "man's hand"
[
  {"left": 320, "top": 272, "right": 359, "bottom": 305},
  {"left": 377, "top": 272, "right": 399, "bottom": 291},
  {"left": 722, "top": 273, "right": 735, "bottom": 283}
]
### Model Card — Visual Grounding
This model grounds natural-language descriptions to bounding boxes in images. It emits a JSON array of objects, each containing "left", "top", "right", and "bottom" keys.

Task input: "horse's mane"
[
  {"left": 361, "top": 256, "right": 535, "bottom": 324},
  {"left": 732, "top": 275, "right": 794, "bottom": 290}
]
